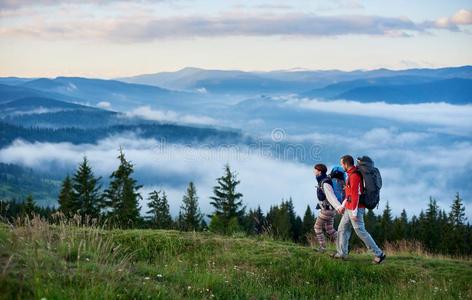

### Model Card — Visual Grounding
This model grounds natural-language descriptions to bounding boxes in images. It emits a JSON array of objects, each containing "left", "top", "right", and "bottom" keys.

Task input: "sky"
[{"left": 1, "top": 0, "right": 472, "bottom": 78}]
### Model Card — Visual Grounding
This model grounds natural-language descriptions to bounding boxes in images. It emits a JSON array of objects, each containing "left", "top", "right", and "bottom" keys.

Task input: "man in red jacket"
[{"left": 333, "top": 155, "right": 386, "bottom": 264}]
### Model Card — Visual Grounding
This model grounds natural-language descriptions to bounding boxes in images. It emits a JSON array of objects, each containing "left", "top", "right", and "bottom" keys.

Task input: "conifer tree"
[
  {"left": 179, "top": 182, "right": 203, "bottom": 231},
  {"left": 103, "top": 149, "right": 142, "bottom": 228},
  {"left": 72, "top": 156, "right": 102, "bottom": 220},
  {"left": 23, "top": 194, "right": 37, "bottom": 217},
  {"left": 282, "top": 198, "right": 301, "bottom": 241},
  {"left": 301, "top": 205, "right": 315, "bottom": 244},
  {"left": 423, "top": 197, "right": 440, "bottom": 251},
  {"left": 241, "top": 206, "right": 266, "bottom": 235},
  {"left": 449, "top": 192, "right": 466, "bottom": 227},
  {"left": 147, "top": 190, "right": 173, "bottom": 229},
  {"left": 266, "top": 201, "right": 293, "bottom": 240},
  {"left": 380, "top": 202, "right": 393, "bottom": 243},
  {"left": 58, "top": 175, "right": 76, "bottom": 217},
  {"left": 209, "top": 164, "right": 245, "bottom": 229}
]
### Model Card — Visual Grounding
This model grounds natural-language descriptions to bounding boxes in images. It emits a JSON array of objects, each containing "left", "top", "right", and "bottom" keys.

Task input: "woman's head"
[{"left": 314, "top": 163, "right": 327, "bottom": 177}]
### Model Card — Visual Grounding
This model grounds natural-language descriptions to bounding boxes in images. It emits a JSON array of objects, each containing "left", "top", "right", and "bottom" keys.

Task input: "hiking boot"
[
  {"left": 373, "top": 253, "right": 386, "bottom": 264},
  {"left": 330, "top": 253, "right": 346, "bottom": 260}
]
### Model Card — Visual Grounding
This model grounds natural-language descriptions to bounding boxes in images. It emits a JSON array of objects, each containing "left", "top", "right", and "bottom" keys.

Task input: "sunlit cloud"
[
  {"left": 0, "top": 0, "right": 172, "bottom": 10},
  {"left": 424, "top": 8, "right": 472, "bottom": 30},
  {"left": 2, "top": 9, "right": 471, "bottom": 42}
]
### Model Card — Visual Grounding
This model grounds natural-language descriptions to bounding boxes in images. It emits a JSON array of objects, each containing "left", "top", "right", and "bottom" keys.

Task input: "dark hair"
[
  {"left": 314, "top": 163, "right": 327, "bottom": 174},
  {"left": 340, "top": 155, "right": 354, "bottom": 167}
]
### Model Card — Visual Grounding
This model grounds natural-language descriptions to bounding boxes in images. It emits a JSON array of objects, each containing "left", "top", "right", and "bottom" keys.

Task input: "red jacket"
[{"left": 344, "top": 166, "right": 365, "bottom": 211}]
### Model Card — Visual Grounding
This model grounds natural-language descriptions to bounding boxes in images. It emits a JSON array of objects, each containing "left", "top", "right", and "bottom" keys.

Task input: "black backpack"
[{"left": 357, "top": 156, "right": 382, "bottom": 209}]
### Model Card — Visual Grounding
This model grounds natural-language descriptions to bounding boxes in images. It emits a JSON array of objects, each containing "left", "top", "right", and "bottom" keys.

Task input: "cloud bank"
[
  {"left": 289, "top": 97, "right": 472, "bottom": 132},
  {"left": 2, "top": 9, "right": 471, "bottom": 42},
  {"left": 124, "top": 106, "right": 220, "bottom": 125},
  {"left": 0, "top": 130, "right": 470, "bottom": 220},
  {"left": 0, "top": 135, "right": 313, "bottom": 217}
]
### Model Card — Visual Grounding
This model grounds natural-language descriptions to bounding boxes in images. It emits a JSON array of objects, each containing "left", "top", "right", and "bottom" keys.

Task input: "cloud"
[
  {"left": 3, "top": 10, "right": 470, "bottom": 42},
  {"left": 315, "top": 0, "right": 364, "bottom": 11},
  {"left": 421, "top": 9, "right": 472, "bottom": 31},
  {"left": 3, "top": 107, "right": 69, "bottom": 116},
  {"left": 0, "top": 0, "right": 172, "bottom": 9},
  {"left": 125, "top": 106, "right": 220, "bottom": 125},
  {"left": 195, "top": 87, "right": 207, "bottom": 94},
  {"left": 291, "top": 127, "right": 432, "bottom": 150},
  {"left": 289, "top": 97, "right": 472, "bottom": 131},
  {"left": 451, "top": 9, "right": 472, "bottom": 25},
  {"left": 97, "top": 101, "right": 111, "bottom": 109}
]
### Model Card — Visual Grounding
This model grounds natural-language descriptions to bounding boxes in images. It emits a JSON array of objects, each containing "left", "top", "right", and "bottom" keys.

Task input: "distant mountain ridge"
[
  {"left": 0, "top": 96, "right": 121, "bottom": 128},
  {"left": 117, "top": 65, "right": 472, "bottom": 93},
  {"left": 115, "top": 65, "right": 472, "bottom": 103},
  {"left": 334, "top": 78, "right": 472, "bottom": 104},
  {"left": 1, "top": 65, "right": 471, "bottom": 108},
  {"left": 302, "top": 77, "right": 472, "bottom": 104}
]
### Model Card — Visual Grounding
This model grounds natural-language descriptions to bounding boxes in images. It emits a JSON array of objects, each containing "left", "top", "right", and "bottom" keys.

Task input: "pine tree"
[
  {"left": 243, "top": 207, "right": 263, "bottom": 235},
  {"left": 209, "top": 164, "right": 245, "bottom": 229},
  {"left": 400, "top": 209, "right": 408, "bottom": 230},
  {"left": 254, "top": 206, "right": 266, "bottom": 234},
  {"left": 179, "top": 182, "right": 203, "bottom": 231},
  {"left": 23, "top": 194, "right": 37, "bottom": 216},
  {"left": 266, "top": 200, "right": 292, "bottom": 240},
  {"left": 72, "top": 156, "right": 102, "bottom": 220},
  {"left": 449, "top": 192, "right": 466, "bottom": 227},
  {"left": 147, "top": 190, "right": 173, "bottom": 229},
  {"left": 58, "top": 175, "right": 76, "bottom": 217},
  {"left": 448, "top": 193, "right": 467, "bottom": 255},
  {"left": 246, "top": 206, "right": 266, "bottom": 235},
  {"left": 393, "top": 209, "right": 409, "bottom": 241},
  {"left": 103, "top": 149, "right": 142, "bottom": 228},
  {"left": 422, "top": 197, "right": 440, "bottom": 251},
  {"left": 380, "top": 202, "right": 393, "bottom": 243},
  {"left": 283, "top": 198, "right": 301, "bottom": 242},
  {"left": 301, "top": 205, "right": 315, "bottom": 244},
  {"left": 438, "top": 209, "right": 452, "bottom": 253}
]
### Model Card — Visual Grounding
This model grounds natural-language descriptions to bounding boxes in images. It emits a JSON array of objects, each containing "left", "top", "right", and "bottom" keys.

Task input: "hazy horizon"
[{"left": 2, "top": 64, "right": 472, "bottom": 80}]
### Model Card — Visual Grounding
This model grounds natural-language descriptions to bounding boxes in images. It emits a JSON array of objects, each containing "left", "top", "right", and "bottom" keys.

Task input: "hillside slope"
[{"left": 1, "top": 222, "right": 471, "bottom": 299}]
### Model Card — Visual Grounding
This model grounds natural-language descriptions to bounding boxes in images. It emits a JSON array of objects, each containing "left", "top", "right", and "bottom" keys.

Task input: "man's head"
[
  {"left": 340, "top": 155, "right": 354, "bottom": 171},
  {"left": 313, "top": 163, "right": 327, "bottom": 177}
]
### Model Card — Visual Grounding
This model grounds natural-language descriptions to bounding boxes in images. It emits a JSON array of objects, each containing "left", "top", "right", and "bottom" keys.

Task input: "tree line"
[{"left": 0, "top": 150, "right": 471, "bottom": 256}]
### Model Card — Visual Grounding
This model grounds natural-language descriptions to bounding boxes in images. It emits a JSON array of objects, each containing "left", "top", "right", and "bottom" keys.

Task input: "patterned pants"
[{"left": 314, "top": 208, "right": 337, "bottom": 248}]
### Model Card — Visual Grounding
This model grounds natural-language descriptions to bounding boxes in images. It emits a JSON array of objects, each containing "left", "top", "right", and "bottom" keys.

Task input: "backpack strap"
[
  {"left": 319, "top": 177, "right": 332, "bottom": 193},
  {"left": 347, "top": 169, "right": 364, "bottom": 194},
  {"left": 319, "top": 177, "right": 335, "bottom": 210}
]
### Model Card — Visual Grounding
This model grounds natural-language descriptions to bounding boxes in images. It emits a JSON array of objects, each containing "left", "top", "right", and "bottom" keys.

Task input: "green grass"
[{"left": 0, "top": 220, "right": 471, "bottom": 300}]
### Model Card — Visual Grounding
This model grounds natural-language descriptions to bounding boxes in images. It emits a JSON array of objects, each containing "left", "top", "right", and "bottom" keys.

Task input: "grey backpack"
[{"left": 357, "top": 156, "right": 382, "bottom": 209}]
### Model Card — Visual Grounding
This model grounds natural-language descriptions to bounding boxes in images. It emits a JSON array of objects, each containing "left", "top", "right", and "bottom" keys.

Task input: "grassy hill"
[{"left": 1, "top": 219, "right": 471, "bottom": 300}]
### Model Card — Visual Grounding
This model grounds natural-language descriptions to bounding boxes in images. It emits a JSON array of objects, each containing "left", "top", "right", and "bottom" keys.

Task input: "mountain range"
[
  {"left": 1, "top": 66, "right": 471, "bottom": 109},
  {"left": 117, "top": 65, "right": 472, "bottom": 103}
]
